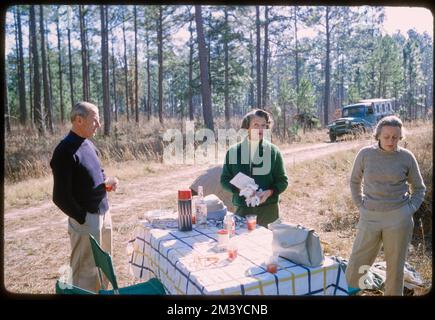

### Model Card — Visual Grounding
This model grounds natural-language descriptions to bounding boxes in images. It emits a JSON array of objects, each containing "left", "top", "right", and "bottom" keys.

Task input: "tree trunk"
[
  {"left": 30, "top": 5, "right": 45, "bottom": 135},
  {"left": 323, "top": 6, "right": 331, "bottom": 126},
  {"left": 262, "top": 5, "right": 269, "bottom": 109},
  {"left": 249, "top": 32, "right": 255, "bottom": 109},
  {"left": 278, "top": 75, "right": 287, "bottom": 139},
  {"left": 406, "top": 55, "right": 412, "bottom": 119},
  {"left": 13, "top": 7, "right": 21, "bottom": 118},
  {"left": 101, "top": 5, "right": 111, "bottom": 136},
  {"left": 134, "top": 5, "right": 139, "bottom": 123},
  {"left": 224, "top": 7, "right": 230, "bottom": 125},
  {"left": 207, "top": 11, "right": 212, "bottom": 89},
  {"left": 67, "top": 7, "right": 74, "bottom": 108},
  {"left": 110, "top": 30, "right": 118, "bottom": 122},
  {"left": 293, "top": 6, "right": 300, "bottom": 114},
  {"left": 188, "top": 18, "right": 194, "bottom": 121},
  {"left": 122, "top": 9, "right": 129, "bottom": 121},
  {"left": 283, "top": 102, "right": 287, "bottom": 139},
  {"left": 5, "top": 64, "right": 11, "bottom": 133},
  {"left": 46, "top": 17, "right": 55, "bottom": 122},
  {"left": 79, "top": 5, "right": 90, "bottom": 101},
  {"left": 39, "top": 5, "right": 54, "bottom": 133},
  {"left": 378, "top": 58, "right": 382, "bottom": 98},
  {"left": 340, "top": 54, "right": 344, "bottom": 108},
  {"left": 129, "top": 73, "right": 134, "bottom": 118},
  {"left": 86, "top": 28, "right": 92, "bottom": 103},
  {"left": 157, "top": 6, "right": 164, "bottom": 124},
  {"left": 29, "top": 26, "right": 34, "bottom": 127},
  {"left": 256, "top": 6, "right": 261, "bottom": 109},
  {"left": 276, "top": 75, "right": 282, "bottom": 137},
  {"left": 56, "top": 7, "right": 64, "bottom": 123},
  {"left": 195, "top": 5, "right": 214, "bottom": 131},
  {"left": 15, "top": 6, "right": 27, "bottom": 125},
  {"left": 146, "top": 25, "right": 151, "bottom": 121}
]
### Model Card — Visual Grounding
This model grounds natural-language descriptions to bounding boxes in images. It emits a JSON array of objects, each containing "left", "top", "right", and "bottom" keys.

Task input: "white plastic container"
[
  {"left": 195, "top": 186, "right": 208, "bottom": 227},
  {"left": 217, "top": 229, "right": 229, "bottom": 249},
  {"left": 223, "top": 213, "right": 235, "bottom": 237}
]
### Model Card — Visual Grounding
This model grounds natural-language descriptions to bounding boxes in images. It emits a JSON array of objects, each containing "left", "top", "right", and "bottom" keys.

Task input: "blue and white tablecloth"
[{"left": 128, "top": 214, "right": 348, "bottom": 295}]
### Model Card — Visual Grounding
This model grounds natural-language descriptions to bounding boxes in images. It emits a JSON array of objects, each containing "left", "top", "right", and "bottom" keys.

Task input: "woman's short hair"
[
  {"left": 241, "top": 109, "right": 273, "bottom": 129},
  {"left": 70, "top": 102, "right": 98, "bottom": 122},
  {"left": 373, "top": 115, "right": 404, "bottom": 140}
]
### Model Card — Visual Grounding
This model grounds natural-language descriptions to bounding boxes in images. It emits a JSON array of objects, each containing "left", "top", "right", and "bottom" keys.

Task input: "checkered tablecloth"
[{"left": 128, "top": 219, "right": 348, "bottom": 295}]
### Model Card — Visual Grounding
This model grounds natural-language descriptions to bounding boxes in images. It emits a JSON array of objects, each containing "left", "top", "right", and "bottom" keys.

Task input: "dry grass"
[
  {"left": 5, "top": 125, "right": 60, "bottom": 183},
  {"left": 4, "top": 176, "right": 53, "bottom": 210},
  {"left": 274, "top": 127, "right": 327, "bottom": 144},
  {"left": 4, "top": 117, "right": 166, "bottom": 183},
  {"left": 4, "top": 159, "right": 159, "bottom": 211}
]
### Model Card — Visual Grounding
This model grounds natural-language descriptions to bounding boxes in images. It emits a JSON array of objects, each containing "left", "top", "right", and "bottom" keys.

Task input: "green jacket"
[{"left": 220, "top": 138, "right": 288, "bottom": 208}]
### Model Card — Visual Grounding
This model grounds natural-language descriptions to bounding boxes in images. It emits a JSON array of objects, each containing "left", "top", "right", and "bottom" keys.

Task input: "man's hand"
[
  {"left": 105, "top": 177, "right": 119, "bottom": 192},
  {"left": 257, "top": 189, "right": 273, "bottom": 204},
  {"left": 239, "top": 185, "right": 257, "bottom": 199}
]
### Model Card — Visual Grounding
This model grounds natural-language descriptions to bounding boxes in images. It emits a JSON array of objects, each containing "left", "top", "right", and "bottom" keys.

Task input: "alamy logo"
[{"left": 163, "top": 121, "right": 272, "bottom": 175}]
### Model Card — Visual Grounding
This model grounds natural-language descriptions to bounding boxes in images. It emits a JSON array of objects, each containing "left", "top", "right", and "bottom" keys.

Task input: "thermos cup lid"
[{"left": 178, "top": 190, "right": 192, "bottom": 200}]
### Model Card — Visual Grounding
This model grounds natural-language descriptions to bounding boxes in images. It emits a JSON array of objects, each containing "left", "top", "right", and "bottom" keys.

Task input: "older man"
[{"left": 50, "top": 101, "right": 117, "bottom": 292}]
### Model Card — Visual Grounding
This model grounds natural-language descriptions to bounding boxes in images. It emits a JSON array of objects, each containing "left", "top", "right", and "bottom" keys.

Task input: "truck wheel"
[
  {"left": 329, "top": 133, "right": 337, "bottom": 142},
  {"left": 354, "top": 126, "right": 365, "bottom": 137}
]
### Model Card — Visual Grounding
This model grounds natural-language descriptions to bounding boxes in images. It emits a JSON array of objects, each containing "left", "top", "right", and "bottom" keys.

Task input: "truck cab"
[{"left": 327, "top": 99, "right": 394, "bottom": 142}]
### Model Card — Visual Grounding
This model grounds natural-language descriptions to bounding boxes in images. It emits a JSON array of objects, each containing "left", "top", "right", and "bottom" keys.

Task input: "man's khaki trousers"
[
  {"left": 68, "top": 210, "right": 112, "bottom": 292},
  {"left": 345, "top": 203, "right": 414, "bottom": 296}
]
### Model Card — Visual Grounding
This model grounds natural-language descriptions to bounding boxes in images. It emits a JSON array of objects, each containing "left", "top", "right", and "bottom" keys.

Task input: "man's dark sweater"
[{"left": 50, "top": 131, "right": 109, "bottom": 224}]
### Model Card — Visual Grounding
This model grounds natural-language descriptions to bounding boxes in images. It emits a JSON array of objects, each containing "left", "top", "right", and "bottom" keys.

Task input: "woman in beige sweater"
[{"left": 346, "top": 115, "right": 426, "bottom": 296}]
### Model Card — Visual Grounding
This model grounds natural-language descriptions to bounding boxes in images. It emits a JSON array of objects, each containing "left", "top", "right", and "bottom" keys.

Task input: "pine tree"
[
  {"left": 100, "top": 5, "right": 111, "bottom": 135},
  {"left": 15, "top": 6, "right": 27, "bottom": 125},
  {"left": 30, "top": 5, "right": 45, "bottom": 134},
  {"left": 195, "top": 5, "right": 214, "bottom": 131}
]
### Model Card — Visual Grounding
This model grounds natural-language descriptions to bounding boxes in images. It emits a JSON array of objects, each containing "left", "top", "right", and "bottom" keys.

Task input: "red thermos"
[{"left": 178, "top": 190, "right": 192, "bottom": 231}]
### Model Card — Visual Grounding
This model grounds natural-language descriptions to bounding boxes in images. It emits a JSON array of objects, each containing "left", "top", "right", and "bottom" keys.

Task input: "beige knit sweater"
[{"left": 350, "top": 143, "right": 426, "bottom": 212}]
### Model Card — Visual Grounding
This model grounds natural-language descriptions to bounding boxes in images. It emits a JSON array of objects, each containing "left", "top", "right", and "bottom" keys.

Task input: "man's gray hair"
[
  {"left": 374, "top": 115, "right": 404, "bottom": 140},
  {"left": 70, "top": 102, "right": 98, "bottom": 122}
]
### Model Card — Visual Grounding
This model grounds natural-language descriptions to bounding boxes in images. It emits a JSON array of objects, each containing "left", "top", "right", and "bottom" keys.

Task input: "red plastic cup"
[
  {"left": 227, "top": 241, "right": 238, "bottom": 261},
  {"left": 105, "top": 177, "right": 118, "bottom": 192},
  {"left": 266, "top": 255, "right": 279, "bottom": 274},
  {"left": 246, "top": 215, "right": 257, "bottom": 231},
  {"left": 267, "top": 263, "right": 278, "bottom": 274},
  {"left": 228, "top": 248, "right": 238, "bottom": 260}
]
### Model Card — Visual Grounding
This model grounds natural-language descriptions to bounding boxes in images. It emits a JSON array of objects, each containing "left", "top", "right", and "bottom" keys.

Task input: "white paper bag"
[{"left": 229, "top": 172, "right": 256, "bottom": 190}]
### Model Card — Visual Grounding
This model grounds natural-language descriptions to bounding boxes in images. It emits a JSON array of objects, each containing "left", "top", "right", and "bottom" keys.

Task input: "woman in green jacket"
[{"left": 220, "top": 109, "right": 288, "bottom": 227}]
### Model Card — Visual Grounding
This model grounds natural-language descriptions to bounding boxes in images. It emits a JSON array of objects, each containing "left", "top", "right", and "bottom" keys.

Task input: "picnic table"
[{"left": 128, "top": 211, "right": 349, "bottom": 295}]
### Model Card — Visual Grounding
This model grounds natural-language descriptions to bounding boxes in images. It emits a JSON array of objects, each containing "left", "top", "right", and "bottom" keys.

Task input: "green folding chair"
[
  {"left": 55, "top": 280, "right": 95, "bottom": 295},
  {"left": 88, "top": 234, "right": 166, "bottom": 295}
]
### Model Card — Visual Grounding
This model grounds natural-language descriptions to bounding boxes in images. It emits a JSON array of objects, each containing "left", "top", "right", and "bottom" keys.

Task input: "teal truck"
[{"left": 327, "top": 99, "right": 394, "bottom": 142}]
